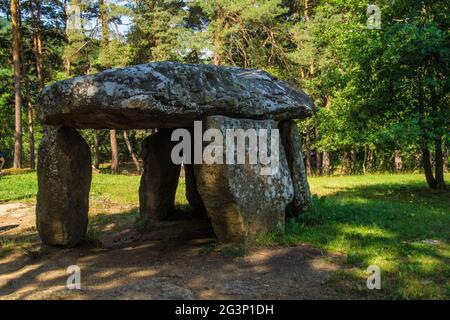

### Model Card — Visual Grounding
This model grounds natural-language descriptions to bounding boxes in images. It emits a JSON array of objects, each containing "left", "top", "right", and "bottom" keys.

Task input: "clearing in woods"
[{"left": 0, "top": 171, "right": 449, "bottom": 299}]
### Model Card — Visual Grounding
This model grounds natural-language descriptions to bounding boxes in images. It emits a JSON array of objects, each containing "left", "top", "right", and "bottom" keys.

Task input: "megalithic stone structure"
[{"left": 35, "top": 62, "right": 314, "bottom": 247}]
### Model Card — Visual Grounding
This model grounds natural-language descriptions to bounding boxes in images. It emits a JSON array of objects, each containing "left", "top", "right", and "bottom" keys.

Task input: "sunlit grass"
[
  {"left": 261, "top": 173, "right": 450, "bottom": 299},
  {"left": 0, "top": 171, "right": 38, "bottom": 203},
  {"left": 0, "top": 170, "right": 190, "bottom": 206},
  {"left": 90, "top": 173, "right": 141, "bottom": 204}
]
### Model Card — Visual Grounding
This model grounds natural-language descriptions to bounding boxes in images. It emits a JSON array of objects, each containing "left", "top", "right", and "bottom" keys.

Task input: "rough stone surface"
[
  {"left": 195, "top": 116, "right": 294, "bottom": 242},
  {"left": 139, "top": 129, "right": 181, "bottom": 221},
  {"left": 36, "top": 126, "right": 92, "bottom": 247},
  {"left": 36, "top": 62, "right": 315, "bottom": 129},
  {"left": 279, "top": 120, "right": 311, "bottom": 215}
]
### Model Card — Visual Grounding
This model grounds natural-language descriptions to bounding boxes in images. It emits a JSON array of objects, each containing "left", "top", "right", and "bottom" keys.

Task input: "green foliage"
[{"left": 0, "top": 0, "right": 448, "bottom": 182}]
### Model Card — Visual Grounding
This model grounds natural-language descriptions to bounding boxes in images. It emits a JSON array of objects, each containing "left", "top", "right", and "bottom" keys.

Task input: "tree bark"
[
  {"left": 110, "top": 130, "right": 119, "bottom": 174},
  {"left": 64, "top": 0, "right": 71, "bottom": 77},
  {"left": 29, "top": 0, "right": 44, "bottom": 89},
  {"left": 434, "top": 137, "right": 446, "bottom": 190},
  {"left": 19, "top": 13, "right": 35, "bottom": 169},
  {"left": 422, "top": 147, "right": 437, "bottom": 189},
  {"left": 350, "top": 148, "right": 356, "bottom": 174},
  {"left": 444, "top": 142, "right": 449, "bottom": 173},
  {"left": 341, "top": 151, "right": 349, "bottom": 176},
  {"left": 362, "top": 146, "right": 367, "bottom": 175},
  {"left": 100, "top": 0, "right": 109, "bottom": 55},
  {"left": 27, "top": 105, "right": 35, "bottom": 169},
  {"left": 394, "top": 149, "right": 403, "bottom": 173},
  {"left": 305, "top": 126, "right": 312, "bottom": 176},
  {"left": 322, "top": 151, "right": 331, "bottom": 175},
  {"left": 99, "top": 1, "right": 119, "bottom": 174},
  {"left": 123, "top": 131, "right": 142, "bottom": 174},
  {"left": 93, "top": 130, "right": 100, "bottom": 169},
  {"left": 213, "top": 6, "right": 224, "bottom": 66},
  {"left": 314, "top": 125, "right": 321, "bottom": 175},
  {"left": 367, "top": 149, "right": 374, "bottom": 172},
  {"left": 12, "top": 0, "right": 22, "bottom": 169},
  {"left": 304, "top": 0, "right": 310, "bottom": 21}
]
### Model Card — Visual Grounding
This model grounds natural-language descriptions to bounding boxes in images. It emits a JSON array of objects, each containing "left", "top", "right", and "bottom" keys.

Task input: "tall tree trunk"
[
  {"left": 27, "top": 106, "right": 35, "bottom": 169},
  {"left": 110, "top": 129, "right": 119, "bottom": 174},
  {"left": 99, "top": 0, "right": 119, "bottom": 174},
  {"left": 123, "top": 131, "right": 142, "bottom": 174},
  {"left": 444, "top": 141, "right": 449, "bottom": 173},
  {"left": 29, "top": 0, "right": 44, "bottom": 88},
  {"left": 213, "top": 7, "right": 224, "bottom": 66},
  {"left": 422, "top": 147, "right": 437, "bottom": 190},
  {"left": 379, "top": 152, "right": 385, "bottom": 171},
  {"left": 12, "top": 0, "right": 22, "bottom": 169},
  {"left": 93, "top": 130, "right": 100, "bottom": 169},
  {"left": 362, "top": 146, "right": 367, "bottom": 175},
  {"left": 350, "top": 148, "right": 356, "bottom": 174},
  {"left": 314, "top": 125, "right": 321, "bottom": 175},
  {"left": 64, "top": 0, "right": 71, "bottom": 77},
  {"left": 341, "top": 151, "right": 350, "bottom": 176},
  {"left": 19, "top": 13, "right": 35, "bottom": 169},
  {"left": 394, "top": 149, "right": 403, "bottom": 173},
  {"left": 305, "top": 126, "right": 312, "bottom": 176},
  {"left": 367, "top": 149, "right": 374, "bottom": 172},
  {"left": 100, "top": 0, "right": 109, "bottom": 54},
  {"left": 434, "top": 137, "right": 446, "bottom": 190},
  {"left": 304, "top": 0, "right": 310, "bottom": 21},
  {"left": 322, "top": 151, "right": 331, "bottom": 175},
  {"left": 321, "top": 95, "right": 332, "bottom": 176}
]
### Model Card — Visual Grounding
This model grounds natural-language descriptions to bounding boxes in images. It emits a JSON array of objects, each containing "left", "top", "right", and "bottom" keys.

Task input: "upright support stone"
[
  {"left": 36, "top": 126, "right": 92, "bottom": 247},
  {"left": 139, "top": 129, "right": 181, "bottom": 221},
  {"left": 195, "top": 116, "right": 294, "bottom": 242},
  {"left": 279, "top": 120, "right": 311, "bottom": 215}
]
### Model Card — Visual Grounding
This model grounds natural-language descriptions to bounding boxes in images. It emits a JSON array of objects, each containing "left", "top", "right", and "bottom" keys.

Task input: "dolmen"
[{"left": 36, "top": 62, "right": 315, "bottom": 247}]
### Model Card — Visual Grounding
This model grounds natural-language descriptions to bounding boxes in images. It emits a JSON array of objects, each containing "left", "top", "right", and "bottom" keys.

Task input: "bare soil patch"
[{"left": 0, "top": 201, "right": 352, "bottom": 300}]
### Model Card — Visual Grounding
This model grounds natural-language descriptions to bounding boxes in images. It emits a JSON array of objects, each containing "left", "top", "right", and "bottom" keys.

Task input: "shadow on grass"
[{"left": 260, "top": 181, "right": 450, "bottom": 299}]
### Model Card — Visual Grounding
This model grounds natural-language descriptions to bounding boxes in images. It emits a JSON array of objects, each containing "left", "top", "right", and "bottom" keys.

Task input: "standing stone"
[
  {"left": 195, "top": 116, "right": 294, "bottom": 242},
  {"left": 36, "top": 126, "right": 92, "bottom": 247},
  {"left": 279, "top": 120, "right": 311, "bottom": 215},
  {"left": 139, "top": 129, "right": 181, "bottom": 221}
]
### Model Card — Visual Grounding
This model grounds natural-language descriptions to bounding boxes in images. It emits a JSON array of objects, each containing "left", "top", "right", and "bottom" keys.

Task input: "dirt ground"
[{"left": 0, "top": 202, "right": 352, "bottom": 300}]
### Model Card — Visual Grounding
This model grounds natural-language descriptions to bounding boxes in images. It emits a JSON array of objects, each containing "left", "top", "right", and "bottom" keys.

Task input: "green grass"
[
  {"left": 0, "top": 171, "right": 38, "bottom": 203},
  {"left": 256, "top": 173, "right": 450, "bottom": 299},
  {"left": 0, "top": 171, "right": 449, "bottom": 299},
  {"left": 1, "top": 171, "right": 188, "bottom": 206}
]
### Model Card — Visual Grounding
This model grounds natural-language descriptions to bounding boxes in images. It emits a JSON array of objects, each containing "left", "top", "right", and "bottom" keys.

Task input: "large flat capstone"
[{"left": 36, "top": 62, "right": 314, "bottom": 129}]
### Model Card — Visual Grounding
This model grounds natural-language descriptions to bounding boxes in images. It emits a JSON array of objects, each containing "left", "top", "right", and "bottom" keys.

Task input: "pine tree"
[{"left": 11, "top": 0, "right": 22, "bottom": 169}]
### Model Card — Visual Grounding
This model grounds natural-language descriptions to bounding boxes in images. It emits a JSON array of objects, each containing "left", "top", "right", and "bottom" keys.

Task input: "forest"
[
  {"left": 0, "top": 0, "right": 449, "bottom": 301},
  {"left": 0, "top": 0, "right": 448, "bottom": 189}
]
